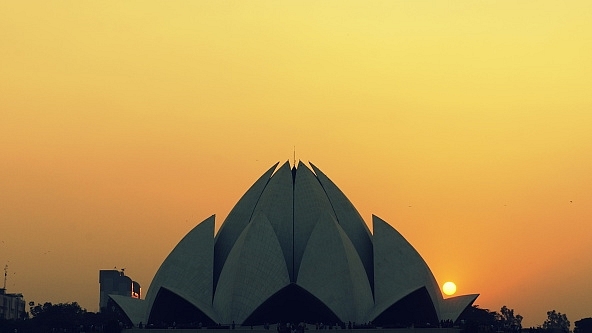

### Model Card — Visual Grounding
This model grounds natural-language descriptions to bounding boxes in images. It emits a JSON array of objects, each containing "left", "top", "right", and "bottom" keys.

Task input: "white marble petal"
[
  {"left": 145, "top": 215, "right": 217, "bottom": 323},
  {"left": 213, "top": 212, "right": 290, "bottom": 324}
]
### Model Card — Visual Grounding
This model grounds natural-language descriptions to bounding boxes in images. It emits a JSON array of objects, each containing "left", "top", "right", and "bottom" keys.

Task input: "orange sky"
[{"left": 1, "top": 1, "right": 591, "bottom": 327}]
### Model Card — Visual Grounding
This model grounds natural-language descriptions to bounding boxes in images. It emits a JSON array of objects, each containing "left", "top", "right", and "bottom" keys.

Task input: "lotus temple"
[{"left": 108, "top": 161, "right": 478, "bottom": 328}]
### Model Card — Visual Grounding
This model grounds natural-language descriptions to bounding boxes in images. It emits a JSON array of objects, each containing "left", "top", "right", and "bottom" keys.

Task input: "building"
[
  {"left": 109, "top": 161, "right": 478, "bottom": 327},
  {"left": 99, "top": 269, "right": 141, "bottom": 312},
  {"left": 0, "top": 288, "right": 26, "bottom": 320}
]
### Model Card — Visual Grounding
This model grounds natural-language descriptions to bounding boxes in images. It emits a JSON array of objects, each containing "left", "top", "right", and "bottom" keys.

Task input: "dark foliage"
[
  {"left": 575, "top": 318, "right": 592, "bottom": 333},
  {"left": 458, "top": 305, "right": 523, "bottom": 333},
  {"left": 29, "top": 302, "right": 86, "bottom": 330},
  {"left": 0, "top": 302, "right": 121, "bottom": 333},
  {"left": 543, "top": 310, "right": 570, "bottom": 333}
]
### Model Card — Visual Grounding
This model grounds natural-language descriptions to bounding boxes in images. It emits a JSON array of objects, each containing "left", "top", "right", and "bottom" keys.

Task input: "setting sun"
[{"left": 443, "top": 282, "right": 457, "bottom": 296}]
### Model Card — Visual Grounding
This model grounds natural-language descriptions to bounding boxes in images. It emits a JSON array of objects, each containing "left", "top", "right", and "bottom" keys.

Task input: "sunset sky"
[{"left": 1, "top": 1, "right": 591, "bottom": 327}]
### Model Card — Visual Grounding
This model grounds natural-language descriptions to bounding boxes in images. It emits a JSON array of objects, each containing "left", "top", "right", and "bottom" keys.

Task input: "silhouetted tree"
[
  {"left": 458, "top": 305, "right": 498, "bottom": 332},
  {"left": 543, "top": 310, "right": 570, "bottom": 333},
  {"left": 499, "top": 305, "right": 523, "bottom": 332},
  {"left": 29, "top": 302, "right": 87, "bottom": 332},
  {"left": 458, "top": 305, "right": 524, "bottom": 333},
  {"left": 574, "top": 318, "right": 592, "bottom": 333},
  {"left": 0, "top": 301, "right": 120, "bottom": 333}
]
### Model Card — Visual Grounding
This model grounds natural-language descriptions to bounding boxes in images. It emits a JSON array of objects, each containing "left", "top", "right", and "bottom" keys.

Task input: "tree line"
[
  {"left": 0, "top": 302, "right": 122, "bottom": 333},
  {"left": 458, "top": 305, "right": 592, "bottom": 333},
  {"left": 1, "top": 301, "right": 592, "bottom": 333}
]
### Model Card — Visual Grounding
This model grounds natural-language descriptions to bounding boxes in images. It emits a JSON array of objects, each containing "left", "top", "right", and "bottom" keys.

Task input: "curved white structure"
[{"left": 113, "top": 161, "right": 478, "bottom": 327}]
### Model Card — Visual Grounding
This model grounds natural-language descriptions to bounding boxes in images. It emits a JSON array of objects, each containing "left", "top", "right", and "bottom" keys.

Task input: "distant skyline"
[{"left": 1, "top": 1, "right": 591, "bottom": 328}]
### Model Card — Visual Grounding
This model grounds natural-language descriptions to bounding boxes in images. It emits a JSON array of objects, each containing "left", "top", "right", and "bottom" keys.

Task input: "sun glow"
[{"left": 442, "top": 282, "right": 457, "bottom": 296}]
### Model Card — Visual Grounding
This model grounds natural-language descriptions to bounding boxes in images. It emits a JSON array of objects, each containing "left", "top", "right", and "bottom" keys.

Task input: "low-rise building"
[
  {"left": 0, "top": 288, "right": 26, "bottom": 320},
  {"left": 99, "top": 269, "right": 141, "bottom": 312}
]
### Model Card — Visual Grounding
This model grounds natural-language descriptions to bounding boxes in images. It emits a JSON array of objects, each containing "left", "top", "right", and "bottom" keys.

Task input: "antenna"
[
  {"left": 3, "top": 265, "right": 7, "bottom": 289},
  {"left": 293, "top": 146, "right": 296, "bottom": 166}
]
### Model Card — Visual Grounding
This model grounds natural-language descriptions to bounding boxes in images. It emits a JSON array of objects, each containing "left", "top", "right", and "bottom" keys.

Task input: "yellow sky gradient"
[{"left": 2, "top": 1, "right": 591, "bottom": 327}]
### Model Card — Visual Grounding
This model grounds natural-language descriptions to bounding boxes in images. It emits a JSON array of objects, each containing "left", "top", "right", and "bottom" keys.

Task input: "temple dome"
[{"left": 111, "top": 161, "right": 478, "bottom": 327}]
